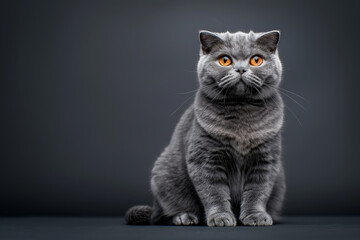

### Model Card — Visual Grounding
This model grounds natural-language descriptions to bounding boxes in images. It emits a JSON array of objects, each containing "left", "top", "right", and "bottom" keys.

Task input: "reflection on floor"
[{"left": 1, "top": 216, "right": 359, "bottom": 240}]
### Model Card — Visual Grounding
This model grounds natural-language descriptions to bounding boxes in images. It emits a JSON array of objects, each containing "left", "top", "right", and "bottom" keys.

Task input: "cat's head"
[{"left": 197, "top": 30, "right": 282, "bottom": 100}]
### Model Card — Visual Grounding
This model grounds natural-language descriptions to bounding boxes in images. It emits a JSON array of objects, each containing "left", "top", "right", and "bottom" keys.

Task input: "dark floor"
[{"left": 0, "top": 216, "right": 360, "bottom": 240}]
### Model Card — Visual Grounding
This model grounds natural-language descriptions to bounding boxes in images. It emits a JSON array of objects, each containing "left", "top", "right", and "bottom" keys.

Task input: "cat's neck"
[
  {"left": 193, "top": 88, "right": 284, "bottom": 154},
  {"left": 195, "top": 88, "right": 281, "bottom": 110}
]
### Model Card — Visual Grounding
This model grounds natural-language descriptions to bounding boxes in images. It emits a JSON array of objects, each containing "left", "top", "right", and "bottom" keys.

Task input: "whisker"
[
  {"left": 247, "top": 77, "right": 261, "bottom": 86},
  {"left": 169, "top": 93, "right": 196, "bottom": 117},
  {"left": 278, "top": 89, "right": 307, "bottom": 111},
  {"left": 176, "top": 83, "right": 218, "bottom": 95},
  {"left": 176, "top": 89, "right": 198, "bottom": 95},
  {"left": 252, "top": 85, "right": 268, "bottom": 109},
  {"left": 285, "top": 105, "right": 302, "bottom": 126},
  {"left": 263, "top": 83, "right": 307, "bottom": 111},
  {"left": 220, "top": 81, "right": 231, "bottom": 88},
  {"left": 276, "top": 86, "right": 307, "bottom": 102},
  {"left": 251, "top": 74, "right": 307, "bottom": 102},
  {"left": 249, "top": 74, "right": 262, "bottom": 83},
  {"left": 170, "top": 83, "right": 219, "bottom": 116},
  {"left": 220, "top": 74, "right": 234, "bottom": 82},
  {"left": 248, "top": 78, "right": 304, "bottom": 125},
  {"left": 197, "top": 86, "right": 226, "bottom": 117},
  {"left": 246, "top": 75, "right": 262, "bottom": 88},
  {"left": 219, "top": 78, "right": 235, "bottom": 87},
  {"left": 223, "top": 86, "right": 230, "bottom": 113}
]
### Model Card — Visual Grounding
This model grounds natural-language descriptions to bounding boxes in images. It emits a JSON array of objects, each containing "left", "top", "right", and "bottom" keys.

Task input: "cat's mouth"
[
  {"left": 217, "top": 74, "right": 264, "bottom": 97},
  {"left": 219, "top": 75, "right": 260, "bottom": 88}
]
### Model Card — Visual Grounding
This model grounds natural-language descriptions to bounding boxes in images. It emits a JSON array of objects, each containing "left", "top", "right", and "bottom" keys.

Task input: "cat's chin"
[
  {"left": 234, "top": 81, "right": 247, "bottom": 93},
  {"left": 227, "top": 87, "right": 274, "bottom": 102},
  {"left": 222, "top": 82, "right": 260, "bottom": 98}
]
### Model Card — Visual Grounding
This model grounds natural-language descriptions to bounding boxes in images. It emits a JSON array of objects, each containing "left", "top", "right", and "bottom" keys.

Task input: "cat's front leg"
[
  {"left": 240, "top": 176, "right": 275, "bottom": 226},
  {"left": 187, "top": 139, "right": 236, "bottom": 227},
  {"left": 239, "top": 144, "right": 281, "bottom": 226}
]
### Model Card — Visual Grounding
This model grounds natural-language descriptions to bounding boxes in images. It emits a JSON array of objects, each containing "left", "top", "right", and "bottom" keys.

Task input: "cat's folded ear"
[
  {"left": 256, "top": 30, "right": 280, "bottom": 53},
  {"left": 199, "top": 30, "right": 223, "bottom": 54}
]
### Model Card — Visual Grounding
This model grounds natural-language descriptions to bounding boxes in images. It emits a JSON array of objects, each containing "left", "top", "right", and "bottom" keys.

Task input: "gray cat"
[{"left": 126, "top": 29, "right": 285, "bottom": 227}]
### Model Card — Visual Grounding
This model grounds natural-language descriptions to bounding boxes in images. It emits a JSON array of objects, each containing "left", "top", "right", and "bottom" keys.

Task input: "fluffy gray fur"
[{"left": 126, "top": 29, "right": 286, "bottom": 227}]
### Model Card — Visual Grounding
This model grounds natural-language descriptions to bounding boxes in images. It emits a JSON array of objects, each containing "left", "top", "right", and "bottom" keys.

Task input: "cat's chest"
[
  {"left": 221, "top": 122, "right": 268, "bottom": 155},
  {"left": 228, "top": 121, "right": 278, "bottom": 154},
  {"left": 222, "top": 152, "right": 246, "bottom": 210},
  {"left": 197, "top": 110, "right": 283, "bottom": 155}
]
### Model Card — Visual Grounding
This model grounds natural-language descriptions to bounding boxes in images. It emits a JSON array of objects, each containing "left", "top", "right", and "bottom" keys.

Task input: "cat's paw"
[
  {"left": 207, "top": 212, "right": 237, "bottom": 227},
  {"left": 240, "top": 212, "right": 273, "bottom": 226},
  {"left": 172, "top": 213, "right": 199, "bottom": 226}
]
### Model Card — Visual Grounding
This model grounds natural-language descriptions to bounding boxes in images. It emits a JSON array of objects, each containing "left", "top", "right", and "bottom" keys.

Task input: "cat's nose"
[{"left": 235, "top": 67, "right": 247, "bottom": 74}]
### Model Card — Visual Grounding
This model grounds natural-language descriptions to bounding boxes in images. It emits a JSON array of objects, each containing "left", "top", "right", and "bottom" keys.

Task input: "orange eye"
[
  {"left": 219, "top": 56, "right": 232, "bottom": 66},
  {"left": 250, "top": 56, "right": 263, "bottom": 66}
]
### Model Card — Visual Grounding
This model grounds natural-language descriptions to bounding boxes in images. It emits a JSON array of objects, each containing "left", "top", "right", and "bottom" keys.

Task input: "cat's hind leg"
[
  {"left": 150, "top": 153, "right": 204, "bottom": 225},
  {"left": 150, "top": 199, "right": 200, "bottom": 226},
  {"left": 172, "top": 212, "right": 199, "bottom": 226}
]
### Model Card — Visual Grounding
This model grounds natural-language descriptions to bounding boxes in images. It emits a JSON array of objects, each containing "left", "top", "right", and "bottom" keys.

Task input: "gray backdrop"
[{"left": 1, "top": 0, "right": 360, "bottom": 216}]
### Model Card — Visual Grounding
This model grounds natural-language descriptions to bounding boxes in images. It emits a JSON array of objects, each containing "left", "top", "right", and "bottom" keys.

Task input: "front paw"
[
  {"left": 207, "top": 212, "right": 237, "bottom": 227},
  {"left": 240, "top": 212, "right": 273, "bottom": 226}
]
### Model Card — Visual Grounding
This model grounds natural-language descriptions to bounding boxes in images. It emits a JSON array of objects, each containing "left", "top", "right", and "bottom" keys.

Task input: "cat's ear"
[
  {"left": 255, "top": 30, "right": 280, "bottom": 53},
  {"left": 199, "top": 30, "right": 223, "bottom": 54}
]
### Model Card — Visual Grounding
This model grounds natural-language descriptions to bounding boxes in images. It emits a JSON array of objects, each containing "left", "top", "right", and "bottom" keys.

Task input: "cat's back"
[{"left": 152, "top": 104, "right": 195, "bottom": 169}]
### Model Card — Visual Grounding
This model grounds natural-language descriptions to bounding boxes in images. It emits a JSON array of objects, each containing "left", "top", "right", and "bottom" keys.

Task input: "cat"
[{"left": 125, "top": 29, "right": 285, "bottom": 227}]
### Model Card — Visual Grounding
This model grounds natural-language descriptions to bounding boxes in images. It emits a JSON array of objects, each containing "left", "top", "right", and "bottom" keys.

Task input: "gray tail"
[{"left": 125, "top": 205, "right": 152, "bottom": 225}]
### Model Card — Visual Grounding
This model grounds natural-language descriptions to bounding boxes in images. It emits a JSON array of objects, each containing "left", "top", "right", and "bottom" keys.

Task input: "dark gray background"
[{"left": 1, "top": 0, "right": 359, "bottom": 216}]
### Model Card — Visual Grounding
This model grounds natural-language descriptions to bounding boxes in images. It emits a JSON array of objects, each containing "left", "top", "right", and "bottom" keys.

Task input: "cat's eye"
[
  {"left": 219, "top": 56, "right": 232, "bottom": 66},
  {"left": 250, "top": 55, "right": 263, "bottom": 66}
]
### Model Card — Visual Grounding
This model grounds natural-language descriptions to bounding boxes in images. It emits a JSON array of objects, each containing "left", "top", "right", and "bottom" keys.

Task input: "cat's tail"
[{"left": 125, "top": 205, "right": 152, "bottom": 225}]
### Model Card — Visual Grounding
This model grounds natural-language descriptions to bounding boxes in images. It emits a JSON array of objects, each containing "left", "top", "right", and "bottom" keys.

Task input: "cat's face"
[{"left": 197, "top": 30, "right": 282, "bottom": 100}]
